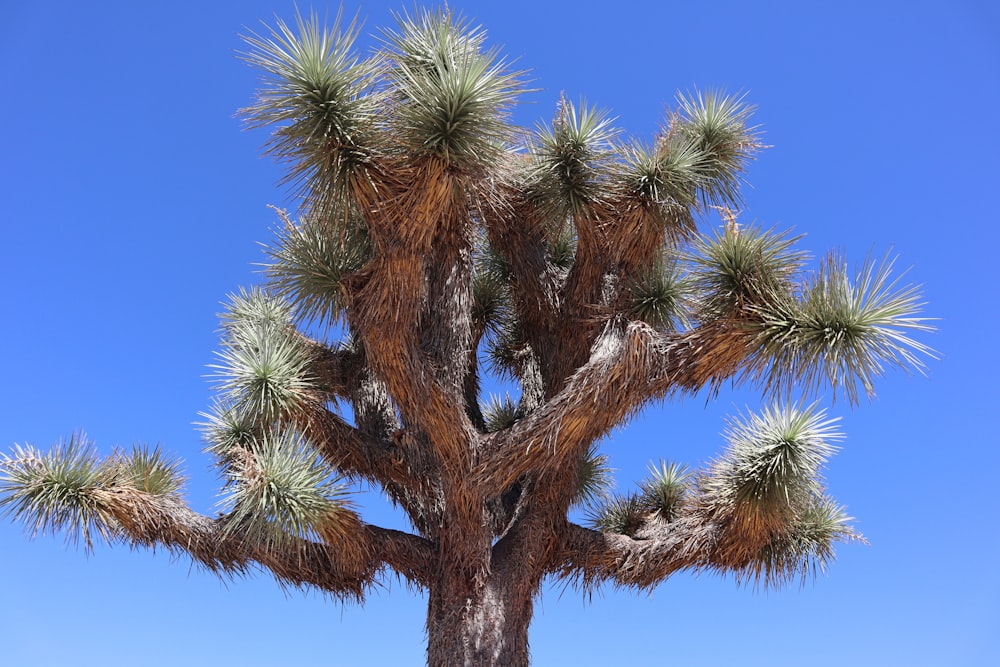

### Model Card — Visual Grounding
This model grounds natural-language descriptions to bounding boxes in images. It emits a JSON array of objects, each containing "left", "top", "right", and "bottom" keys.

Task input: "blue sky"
[{"left": 1, "top": 1, "right": 997, "bottom": 665}]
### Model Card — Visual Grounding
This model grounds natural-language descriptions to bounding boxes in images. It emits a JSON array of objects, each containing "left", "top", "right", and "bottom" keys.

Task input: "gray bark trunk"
[{"left": 425, "top": 573, "right": 533, "bottom": 667}]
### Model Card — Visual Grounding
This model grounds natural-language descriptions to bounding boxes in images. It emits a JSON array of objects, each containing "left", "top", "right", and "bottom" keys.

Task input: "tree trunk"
[{"left": 425, "top": 572, "right": 533, "bottom": 667}]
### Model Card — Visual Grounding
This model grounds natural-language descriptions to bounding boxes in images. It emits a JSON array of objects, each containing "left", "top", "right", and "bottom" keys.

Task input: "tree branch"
[
  {"left": 478, "top": 320, "right": 754, "bottom": 495},
  {"left": 100, "top": 487, "right": 436, "bottom": 593},
  {"left": 548, "top": 519, "right": 710, "bottom": 590}
]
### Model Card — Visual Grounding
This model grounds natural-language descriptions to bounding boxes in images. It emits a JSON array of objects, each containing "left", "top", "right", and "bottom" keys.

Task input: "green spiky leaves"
[
  {"left": 212, "top": 288, "right": 321, "bottom": 424},
  {"left": 748, "top": 494, "right": 861, "bottom": 588},
  {"left": 573, "top": 443, "right": 614, "bottom": 509},
  {"left": 588, "top": 493, "right": 646, "bottom": 536},
  {"left": 106, "top": 445, "right": 185, "bottom": 496},
  {"left": 241, "top": 9, "right": 376, "bottom": 213},
  {"left": 700, "top": 403, "right": 861, "bottom": 584},
  {"left": 529, "top": 99, "right": 617, "bottom": 218},
  {"left": 0, "top": 436, "right": 115, "bottom": 548},
  {"left": 676, "top": 90, "right": 760, "bottom": 208},
  {"left": 689, "top": 223, "right": 806, "bottom": 321},
  {"left": 714, "top": 404, "right": 842, "bottom": 515},
  {"left": 383, "top": 8, "right": 523, "bottom": 169},
  {"left": 641, "top": 461, "right": 691, "bottom": 522},
  {"left": 265, "top": 207, "right": 371, "bottom": 328},
  {"left": 754, "top": 252, "right": 935, "bottom": 403},
  {"left": 0, "top": 435, "right": 185, "bottom": 550},
  {"left": 482, "top": 394, "right": 519, "bottom": 433},
  {"left": 626, "top": 258, "right": 690, "bottom": 329},
  {"left": 587, "top": 459, "right": 689, "bottom": 534},
  {"left": 222, "top": 427, "right": 354, "bottom": 549}
]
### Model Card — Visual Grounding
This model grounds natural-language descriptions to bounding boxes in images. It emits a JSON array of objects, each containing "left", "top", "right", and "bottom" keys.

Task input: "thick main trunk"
[{"left": 425, "top": 573, "right": 533, "bottom": 667}]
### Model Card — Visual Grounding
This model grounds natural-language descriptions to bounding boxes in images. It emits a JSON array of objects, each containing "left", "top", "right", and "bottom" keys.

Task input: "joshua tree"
[{"left": 0, "top": 8, "right": 932, "bottom": 667}]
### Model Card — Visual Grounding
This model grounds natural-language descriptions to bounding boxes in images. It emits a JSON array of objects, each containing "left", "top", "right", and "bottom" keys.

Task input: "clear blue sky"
[{"left": 1, "top": 1, "right": 997, "bottom": 665}]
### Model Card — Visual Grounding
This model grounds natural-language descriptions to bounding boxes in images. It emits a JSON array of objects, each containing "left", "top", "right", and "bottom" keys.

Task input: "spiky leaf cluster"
[
  {"left": 481, "top": 394, "right": 519, "bottom": 432},
  {"left": 641, "top": 460, "right": 691, "bottom": 522},
  {"left": 0, "top": 436, "right": 114, "bottom": 548},
  {"left": 689, "top": 224, "right": 806, "bottom": 321},
  {"left": 572, "top": 443, "right": 614, "bottom": 509},
  {"left": 528, "top": 99, "right": 617, "bottom": 218},
  {"left": 382, "top": 8, "right": 523, "bottom": 169},
  {"left": 222, "top": 427, "right": 351, "bottom": 550},
  {"left": 472, "top": 240, "right": 513, "bottom": 337},
  {"left": 700, "top": 403, "right": 845, "bottom": 558},
  {"left": 587, "top": 493, "right": 647, "bottom": 536},
  {"left": 106, "top": 445, "right": 185, "bottom": 496},
  {"left": 241, "top": 9, "right": 377, "bottom": 213},
  {"left": 626, "top": 259, "right": 689, "bottom": 329},
  {"left": 212, "top": 288, "right": 320, "bottom": 423},
  {"left": 675, "top": 90, "right": 759, "bottom": 207},
  {"left": 266, "top": 207, "right": 371, "bottom": 328},
  {"left": 746, "top": 494, "right": 862, "bottom": 588},
  {"left": 753, "top": 253, "right": 935, "bottom": 403},
  {"left": 0, "top": 436, "right": 186, "bottom": 551}
]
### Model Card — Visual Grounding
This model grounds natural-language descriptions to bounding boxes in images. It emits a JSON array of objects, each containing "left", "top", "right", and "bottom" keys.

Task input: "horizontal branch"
[
  {"left": 106, "top": 488, "right": 436, "bottom": 593},
  {"left": 300, "top": 335, "right": 366, "bottom": 400},
  {"left": 479, "top": 320, "right": 753, "bottom": 495},
  {"left": 549, "top": 520, "right": 710, "bottom": 590},
  {"left": 0, "top": 445, "right": 435, "bottom": 594}
]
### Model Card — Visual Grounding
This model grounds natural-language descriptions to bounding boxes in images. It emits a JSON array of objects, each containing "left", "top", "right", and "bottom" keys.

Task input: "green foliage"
[
  {"left": 222, "top": 427, "right": 351, "bottom": 549},
  {"left": 626, "top": 259, "right": 690, "bottom": 329},
  {"left": 700, "top": 402, "right": 843, "bottom": 553},
  {"left": 587, "top": 493, "right": 646, "bottom": 536},
  {"left": 548, "top": 227, "right": 577, "bottom": 269},
  {"left": 199, "top": 400, "right": 260, "bottom": 466},
  {"left": 382, "top": 7, "right": 523, "bottom": 169},
  {"left": 689, "top": 224, "right": 806, "bottom": 320},
  {"left": 107, "top": 445, "right": 185, "bottom": 496},
  {"left": 572, "top": 443, "right": 614, "bottom": 509},
  {"left": 212, "top": 289, "right": 319, "bottom": 422},
  {"left": 472, "top": 241, "right": 512, "bottom": 336},
  {"left": 481, "top": 394, "right": 519, "bottom": 433},
  {"left": 240, "top": 8, "right": 376, "bottom": 212},
  {"left": 484, "top": 314, "right": 528, "bottom": 380},
  {"left": 265, "top": 207, "right": 371, "bottom": 328},
  {"left": 0, "top": 435, "right": 113, "bottom": 549},
  {"left": 640, "top": 460, "right": 691, "bottom": 522},
  {"left": 754, "top": 252, "right": 935, "bottom": 403},
  {"left": 528, "top": 98, "right": 617, "bottom": 217},
  {"left": 676, "top": 89, "right": 759, "bottom": 208},
  {"left": 618, "top": 137, "right": 703, "bottom": 238},
  {"left": 747, "top": 495, "right": 862, "bottom": 588}
]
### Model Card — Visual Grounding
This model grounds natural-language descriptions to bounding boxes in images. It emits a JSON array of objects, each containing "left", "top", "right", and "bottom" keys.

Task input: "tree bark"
[{"left": 425, "top": 571, "right": 533, "bottom": 667}]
